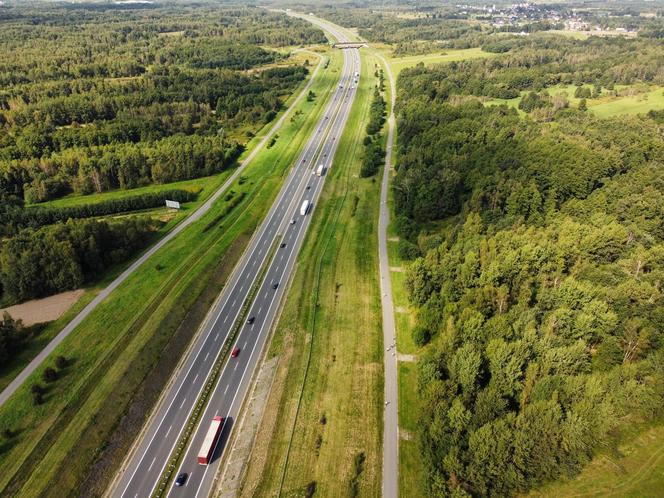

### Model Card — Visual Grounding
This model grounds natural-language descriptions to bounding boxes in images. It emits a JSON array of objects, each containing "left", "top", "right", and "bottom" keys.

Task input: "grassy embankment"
[
  {"left": 0, "top": 48, "right": 341, "bottom": 498},
  {"left": 240, "top": 49, "right": 384, "bottom": 498}
]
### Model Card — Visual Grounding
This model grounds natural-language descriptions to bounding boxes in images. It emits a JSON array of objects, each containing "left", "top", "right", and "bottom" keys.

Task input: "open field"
[
  {"left": 0, "top": 50, "right": 342, "bottom": 498},
  {"left": 240, "top": 48, "right": 383, "bottom": 498},
  {"left": 486, "top": 84, "right": 664, "bottom": 117},
  {"left": 382, "top": 47, "right": 495, "bottom": 75},
  {"left": 0, "top": 290, "right": 84, "bottom": 327},
  {"left": 526, "top": 423, "right": 664, "bottom": 498}
]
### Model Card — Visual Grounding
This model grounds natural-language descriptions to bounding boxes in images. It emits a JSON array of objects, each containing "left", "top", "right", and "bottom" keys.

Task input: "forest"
[
  {"left": 394, "top": 29, "right": 664, "bottom": 497},
  {"left": 0, "top": 3, "right": 325, "bottom": 307}
]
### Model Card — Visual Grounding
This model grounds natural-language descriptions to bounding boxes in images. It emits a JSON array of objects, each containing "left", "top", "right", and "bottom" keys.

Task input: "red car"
[{"left": 231, "top": 347, "right": 240, "bottom": 358}]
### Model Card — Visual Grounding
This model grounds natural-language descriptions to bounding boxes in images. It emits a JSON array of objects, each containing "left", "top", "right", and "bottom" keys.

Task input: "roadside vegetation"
[
  {"left": 241, "top": 49, "right": 383, "bottom": 498},
  {"left": 0, "top": 38, "right": 339, "bottom": 498}
]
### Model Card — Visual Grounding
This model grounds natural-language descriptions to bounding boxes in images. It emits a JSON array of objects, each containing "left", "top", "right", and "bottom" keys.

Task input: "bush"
[
  {"left": 55, "top": 355, "right": 68, "bottom": 369},
  {"left": 397, "top": 239, "right": 422, "bottom": 260},
  {"left": 305, "top": 481, "right": 317, "bottom": 498},
  {"left": 42, "top": 367, "right": 58, "bottom": 383},
  {"left": 412, "top": 325, "right": 431, "bottom": 347}
]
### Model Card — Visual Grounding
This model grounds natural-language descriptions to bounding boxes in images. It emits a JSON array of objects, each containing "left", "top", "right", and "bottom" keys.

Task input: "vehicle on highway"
[
  {"left": 306, "top": 185, "right": 311, "bottom": 190},
  {"left": 300, "top": 199, "right": 310, "bottom": 216},
  {"left": 197, "top": 416, "right": 224, "bottom": 465},
  {"left": 290, "top": 218, "right": 296, "bottom": 225},
  {"left": 272, "top": 282, "right": 279, "bottom": 289},
  {"left": 316, "top": 164, "right": 326, "bottom": 177},
  {"left": 231, "top": 347, "right": 240, "bottom": 358},
  {"left": 280, "top": 242, "right": 286, "bottom": 248},
  {"left": 247, "top": 316, "right": 255, "bottom": 324},
  {"left": 175, "top": 473, "right": 188, "bottom": 487}
]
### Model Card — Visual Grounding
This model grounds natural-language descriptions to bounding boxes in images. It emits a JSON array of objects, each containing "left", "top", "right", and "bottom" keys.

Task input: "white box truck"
[
  {"left": 300, "top": 200, "right": 310, "bottom": 216},
  {"left": 316, "top": 164, "right": 326, "bottom": 176}
]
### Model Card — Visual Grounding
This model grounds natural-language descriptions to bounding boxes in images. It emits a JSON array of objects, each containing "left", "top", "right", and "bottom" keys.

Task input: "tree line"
[
  {"left": 360, "top": 72, "right": 387, "bottom": 178},
  {"left": 0, "top": 217, "right": 156, "bottom": 303},
  {"left": 0, "top": 189, "right": 197, "bottom": 236}
]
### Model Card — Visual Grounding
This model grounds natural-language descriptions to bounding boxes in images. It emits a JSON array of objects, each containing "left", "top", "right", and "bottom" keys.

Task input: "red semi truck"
[{"left": 197, "top": 416, "right": 224, "bottom": 465}]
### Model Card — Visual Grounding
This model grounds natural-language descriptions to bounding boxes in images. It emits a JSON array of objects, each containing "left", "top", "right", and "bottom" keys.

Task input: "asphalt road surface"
[
  {"left": 111, "top": 34, "right": 360, "bottom": 498},
  {"left": 376, "top": 51, "right": 400, "bottom": 498},
  {"left": 0, "top": 59, "right": 324, "bottom": 410}
]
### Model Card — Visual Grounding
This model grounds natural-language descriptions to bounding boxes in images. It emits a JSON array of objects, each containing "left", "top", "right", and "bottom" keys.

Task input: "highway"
[
  {"left": 0, "top": 57, "right": 324, "bottom": 410},
  {"left": 111, "top": 24, "right": 360, "bottom": 498}
]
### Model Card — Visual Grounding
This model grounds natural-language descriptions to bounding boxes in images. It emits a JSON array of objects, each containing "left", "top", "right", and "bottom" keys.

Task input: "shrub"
[{"left": 412, "top": 325, "right": 431, "bottom": 347}]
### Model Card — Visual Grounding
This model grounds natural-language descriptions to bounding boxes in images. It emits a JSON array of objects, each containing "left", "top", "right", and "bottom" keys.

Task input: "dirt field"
[{"left": 1, "top": 290, "right": 85, "bottom": 326}]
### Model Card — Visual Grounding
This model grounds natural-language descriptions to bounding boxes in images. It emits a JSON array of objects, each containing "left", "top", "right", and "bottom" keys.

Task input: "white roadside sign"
[{"left": 165, "top": 200, "right": 181, "bottom": 209}]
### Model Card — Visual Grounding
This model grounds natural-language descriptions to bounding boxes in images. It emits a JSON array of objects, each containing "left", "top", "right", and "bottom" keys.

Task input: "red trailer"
[{"left": 197, "top": 416, "right": 224, "bottom": 465}]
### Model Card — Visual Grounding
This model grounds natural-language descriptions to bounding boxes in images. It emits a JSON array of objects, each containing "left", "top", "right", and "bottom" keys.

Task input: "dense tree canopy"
[
  {"left": 0, "top": 217, "right": 155, "bottom": 303},
  {"left": 394, "top": 29, "right": 664, "bottom": 498},
  {"left": 0, "top": 4, "right": 320, "bottom": 203}
]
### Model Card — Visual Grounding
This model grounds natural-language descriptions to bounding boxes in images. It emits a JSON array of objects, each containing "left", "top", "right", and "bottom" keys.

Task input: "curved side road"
[
  {"left": 376, "top": 50, "right": 399, "bottom": 498},
  {"left": 0, "top": 59, "right": 324, "bottom": 409}
]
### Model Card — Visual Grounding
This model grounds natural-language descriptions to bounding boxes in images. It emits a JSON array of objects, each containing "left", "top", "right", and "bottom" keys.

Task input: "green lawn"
[
  {"left": 526, "top": 423, "right": 664, "bottom": 498},
  {"left": 0, "top": 49, "right": 342, "bottom": 498},
  {"left": 591, "top": 87, "right": 664, "bottom": 117},
  {"left": 241, "top": 49, "right": 383, "bottom": 498}
]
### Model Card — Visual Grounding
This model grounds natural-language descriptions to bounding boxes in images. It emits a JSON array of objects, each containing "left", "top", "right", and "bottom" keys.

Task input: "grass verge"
[
  {"left": 0, "top": 49, "right": 342, "bottom": 498},
  {"left": 240, "top": 48, "right": 383, "bottom": 498}
]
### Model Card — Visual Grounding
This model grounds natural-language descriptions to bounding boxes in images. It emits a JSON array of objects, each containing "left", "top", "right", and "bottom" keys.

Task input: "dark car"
[
  {"left": 231, "top": 347, "right": 240, "bottom": 358},
  {"left": 247, "top": 316, "right": 255, "bottom": 324},
  {"left": 175, "top": 473, "right": 187, "bottom": 487},
  {"left": 272, "top": 282, "right": 279, "bottom": 289},
  {"left": 280, "top": 242, "right": 286, "bottom": 248},
  {"left": 306, "top": 185, "right": 311, "bottom": 190}
]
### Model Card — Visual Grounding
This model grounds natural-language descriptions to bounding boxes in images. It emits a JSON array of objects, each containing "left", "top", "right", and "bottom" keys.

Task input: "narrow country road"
[
  {"left": 0, "top": 60, "right": 324, "bottom": 409},
  {"left": 376, "top": 52, "right": 400, "bottom": 498}
]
